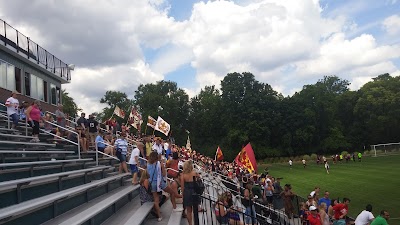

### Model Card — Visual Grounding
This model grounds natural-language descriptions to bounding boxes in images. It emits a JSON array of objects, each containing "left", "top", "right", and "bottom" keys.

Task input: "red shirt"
[
  {"left": 333, "top": 203, "right": 348, "bottom": 220},
  {"left": 307, "top": 213, "right": 321, "bottom": 225}
]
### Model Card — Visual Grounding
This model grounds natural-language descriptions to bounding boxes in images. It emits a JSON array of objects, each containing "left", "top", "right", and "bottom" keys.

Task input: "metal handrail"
[
  {"left": 43, "top": 120, "right": 80, "bottom": 159},
  {"left": 94, "top": 139, "right": 115, "bottom": 166},
  {"left": 45, "top": 111, "right": 76, "bottom": 126}
]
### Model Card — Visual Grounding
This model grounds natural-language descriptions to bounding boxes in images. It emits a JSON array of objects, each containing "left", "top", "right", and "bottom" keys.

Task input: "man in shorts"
[{"left": 128, "top": 142, "right": 143, "bottom": 185}]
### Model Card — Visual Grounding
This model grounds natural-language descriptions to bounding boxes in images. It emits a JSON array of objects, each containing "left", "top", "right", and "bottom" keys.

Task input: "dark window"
[
  {"left": 24, "top": 72, "right": 30, "bottom": 96},
  {"left": 15, "top": 67, "right": 21, "bottom": 93},
  {"left": 50, "top": 84, "right": 56, "bottom": 105},
  {"left": 43, "top": 81, "right": 48, "bottom": 102}
]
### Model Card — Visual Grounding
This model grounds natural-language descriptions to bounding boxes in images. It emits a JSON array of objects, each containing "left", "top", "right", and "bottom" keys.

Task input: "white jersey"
[
  {"left": 355, "top": 210, "right": 374, "bottom": 225},
  {"left": 289, "top": 160, "right": 293, "bottom": 166},
  {"left": 5, "top": 97, "right": 19, "bottom": 116}
]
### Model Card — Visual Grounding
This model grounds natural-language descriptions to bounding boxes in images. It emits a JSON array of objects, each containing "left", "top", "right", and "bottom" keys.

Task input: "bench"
[
  {"left": 123, "top": 202, "right": 154, "bottom": 225},
  {"left": 0, "top": 150, "right": 75, "bottom": 154},
  {"left": 0, "top": 166, "right": 111, "bottom": 208},
  {"left": 0, "top": 140, "right": 56, "bottom": 147},
  {"left": 0, "top": 133, "right": 35, "bottom": 139},
  {"left": 0, "top": 173, "right": 131, "bottom": 224},
  {"left": 57, "top": 184, "right": 139, "bottom": 225},
  {"left": 0, "top": 158, "right": 92, "bottom": 169}
]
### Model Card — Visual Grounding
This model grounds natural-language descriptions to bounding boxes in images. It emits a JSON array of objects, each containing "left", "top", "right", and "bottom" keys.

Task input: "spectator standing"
[
  {"left": 147, "top": 152, "right": 162, "bottom": 221},
  {"left": 76, "top": 113, "right": 88, "bottom": 130},
  {"left": 181, "top": 160, "right": 199, "bottom": 225},
  {"left": 318, "top": 191, "right": 331, "bottom": 212},
  {"left": 128, "top": 142, "right": 142, "bottom": 185},
  {"left": 5, "top": 91, "right": 20, "bottom": 129},
  {"left": 308, "top": 206, "right": 322, "bottom": 225},
  {"left": 55, "top": 104, "right": 66, "bottom": 129},
  {"left": 319, "top": 203, "right": 329, "bottom": 225},
  {"left": 355, "top": 204, "right": 374, "bottom": 225},
  {"left": 370, "top": 210, "right": 389, "bottom": 225},
  {"left": 87, "top": 114, "right": 99, "bottom": 147},
  {"left": 333, "top": 198, "right": 350, "bottom": 225},
  {"left": 115, "top": 132, "right": 129, "bottom": 174},
  {"left": 26, "top": 100, "right": 42, "bottom": 142},
  {"left": 152, "top": 137, "right": 164, "bottom": 155},
  {"left": 144, "top": 137, "right": 153, "bottom": 158},
  {"left": 281, "top": 184, "right": 295, "bottom": 219}
]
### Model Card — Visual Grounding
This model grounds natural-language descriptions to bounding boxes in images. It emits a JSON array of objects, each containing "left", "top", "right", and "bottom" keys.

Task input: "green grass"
[{"left": 259, "top": 155, "right": 400, "bottom": 219}]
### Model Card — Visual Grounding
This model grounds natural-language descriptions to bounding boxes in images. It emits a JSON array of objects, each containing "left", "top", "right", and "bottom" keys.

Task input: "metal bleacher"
[{"left": 0, "top": 106, "right": 187, "bottom": 225}]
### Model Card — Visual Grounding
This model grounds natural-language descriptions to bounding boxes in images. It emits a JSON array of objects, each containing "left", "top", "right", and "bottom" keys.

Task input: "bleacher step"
[{"left": 42, "top": 184, "right": 139, "bottom": 225}]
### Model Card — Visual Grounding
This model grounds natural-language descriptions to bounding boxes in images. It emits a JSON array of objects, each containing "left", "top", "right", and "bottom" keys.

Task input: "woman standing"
[
  {"left": 281, "top": 184, "right": 295, "bottom": 219},
  {"left": 25, "top": 100, "right": 42, "bottom": 142},
  {"left": 147, "top": 152, "right": 162, "bottom": 222},
  {"left": 319, "top": 203, "right": 330, "bottom": 225},
  {"left": 181, "top": 160, "right": 198, "bottom": 225},
  {"left": 242, "top": 186, "right": 257, "bottom": 225}
]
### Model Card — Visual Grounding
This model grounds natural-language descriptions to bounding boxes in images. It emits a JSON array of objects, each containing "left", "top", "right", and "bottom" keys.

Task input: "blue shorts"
[
  {"left": 116, "top": 152, "right": 127, "bottom": 163},
  {"left": 130, "top": 164, "right": 138, "bottom": 174}
]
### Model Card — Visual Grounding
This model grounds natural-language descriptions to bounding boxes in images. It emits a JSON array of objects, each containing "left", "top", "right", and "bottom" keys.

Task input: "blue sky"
[{"left": 1, "top": 0, "right": 398, "bottom": 113}]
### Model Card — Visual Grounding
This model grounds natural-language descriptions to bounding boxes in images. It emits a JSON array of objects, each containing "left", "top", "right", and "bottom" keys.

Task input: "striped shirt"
[{"left": 115, "top": 138, "right": 128, "bottom": 155}]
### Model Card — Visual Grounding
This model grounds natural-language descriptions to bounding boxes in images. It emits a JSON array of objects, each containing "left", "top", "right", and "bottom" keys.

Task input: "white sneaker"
[
  {"left": 157, "top": 217, "right": 162, "bottom": 222},
  {"left": 173, "top": 207, "right": 184, "bottom": 212}
]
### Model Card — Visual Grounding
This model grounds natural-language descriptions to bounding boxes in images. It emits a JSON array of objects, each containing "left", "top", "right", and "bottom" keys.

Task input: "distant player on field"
[
  {"left": 289, "top": 159, "right": 293, "bottom": 169},
  {"left": 324, "top": 161, "right": 330, "bottom": 174},
  {"left": 302, "top": 159, "right": 306, "bottom": 168}
]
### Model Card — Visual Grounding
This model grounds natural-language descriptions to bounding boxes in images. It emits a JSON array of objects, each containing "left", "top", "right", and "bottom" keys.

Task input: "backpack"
[{"left": 194, "top": 177, "right": 205, "bottom": 195}]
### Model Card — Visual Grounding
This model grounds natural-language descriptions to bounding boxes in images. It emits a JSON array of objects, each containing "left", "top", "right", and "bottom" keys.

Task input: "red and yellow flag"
[
  {"left": 215, "top": 146, "right": 224, "bottom": 161},
  {"left": 234, "top": 143, "right": 257, "bottom": 173}
]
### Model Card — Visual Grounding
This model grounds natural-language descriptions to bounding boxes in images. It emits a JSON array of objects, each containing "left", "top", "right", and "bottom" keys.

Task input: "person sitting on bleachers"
[
  {"left": 95, "top": 131, "right": 113, "bottom": 157},
  {"left": 69, "top": 126, "right": 88, "bottom": 152}
]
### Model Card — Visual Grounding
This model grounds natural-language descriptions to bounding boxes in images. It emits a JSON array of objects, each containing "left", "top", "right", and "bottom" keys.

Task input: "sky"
[{"left": 0, "top": 0, "right": 399, "bottom": 114}]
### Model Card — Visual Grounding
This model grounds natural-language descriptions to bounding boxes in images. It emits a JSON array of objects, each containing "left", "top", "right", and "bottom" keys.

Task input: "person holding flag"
[{"left": 234, "top": 143, "right": 258, "bottom": 173}]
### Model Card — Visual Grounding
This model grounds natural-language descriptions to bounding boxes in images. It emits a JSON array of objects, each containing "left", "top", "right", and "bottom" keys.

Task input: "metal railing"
[
  {"left": 45, "top": 111, "right": 76, "bottom": 129},
  {"left": 42, "top": 120, "right": 81, "bottom": 159},
  {"left": 0, "top": 19, "right": 71, "bottom": 81},
  {"left": 94, "top": 140, "right": 118, "bottom": 166}
]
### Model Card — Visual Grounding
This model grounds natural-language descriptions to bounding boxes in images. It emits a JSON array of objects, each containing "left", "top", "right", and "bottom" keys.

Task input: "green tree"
[
  {"left": 134, "top": 81, "right": 189, "bottom": 143},
  {"left": 98, "top": 91, "right": 133, "bottom": 123},
  {"left": 61, "top": 89, "right": 81, "bottom": 117}
]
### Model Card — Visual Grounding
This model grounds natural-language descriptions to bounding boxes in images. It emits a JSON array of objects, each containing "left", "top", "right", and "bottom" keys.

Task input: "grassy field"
[{"left": 259, "top": 155, "right": 400, "bottom": 219}]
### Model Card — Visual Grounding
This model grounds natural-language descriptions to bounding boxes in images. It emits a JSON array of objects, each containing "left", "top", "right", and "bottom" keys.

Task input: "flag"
[
  {"left": 154, "top": 116, "right": 170, "bottom": 136},
  {"left": 215, "top": 146, "right": 224, "bottom": 161},
  {"left": 113, "top": 106, "right": 125, "bottom": 118},
  {"left": 127, "top": 107, "right": 143, "bottom": 130},
  {"left": 186, "top": 136, "right": 191, "bottom": 151},
  {"left": 234, "top": 143, "right": 257, "bottom": 173},
  {"left": 147, "top": 116, "right": 157, "bottom": 128}
]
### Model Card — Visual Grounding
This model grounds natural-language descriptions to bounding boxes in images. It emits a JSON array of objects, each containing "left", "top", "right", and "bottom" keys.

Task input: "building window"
[
  {"left": 43, "top": 81, "right": 48, "bottom": 102},
  {"left": 0, "top": 60, "right": 18, "bottom": 91},
  {"left": 24, "top": 72, "right": 30, "bottom": 96},
  {"left": 30, "top": 74, "right": 45, "bottom": 101},
  {"left": 15, "top": 68, "right": 21, "bottom": 93},
  {"left": 51, "top": 83, "right": 57, "bottom": 105}
]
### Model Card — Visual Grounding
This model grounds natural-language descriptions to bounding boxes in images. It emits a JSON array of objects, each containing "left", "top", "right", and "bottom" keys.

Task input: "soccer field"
[{"left": 259, "top": 155, "right": 400, "bottom": 220}]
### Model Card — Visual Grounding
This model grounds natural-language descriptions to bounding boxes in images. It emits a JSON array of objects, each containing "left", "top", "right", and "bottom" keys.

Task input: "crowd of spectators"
[{"left": 4, "top": 94, "right": 390, "bottom": 225}]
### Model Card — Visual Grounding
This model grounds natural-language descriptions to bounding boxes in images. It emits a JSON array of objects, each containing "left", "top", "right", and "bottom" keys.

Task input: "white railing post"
[
  {"left": 25, "top": 117, "right": 28, "bottom": 136},
  {"left": 95, "top": 142, "right": 99, "bottom": 166},
  {"left": 77, "top": 134, "right": 81, "bottom": 159}
]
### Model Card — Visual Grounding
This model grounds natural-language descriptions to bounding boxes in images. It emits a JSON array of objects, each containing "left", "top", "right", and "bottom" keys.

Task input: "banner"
[
  {"left": 215, "top": 146, "right": 224, "bottom": 161},
  {"left": 147, "top": 116, "right": 157, "bottom": 128},
  {"left": 113, "top": 106, "right": 125, "bottom": 118},
  {"left": 186, "top": 136, "right": 191, "bottom": 151},
  {"left": 154, "top": 116, "right": 170, "bottom": 136},
  {"left": 127, "top": 107, "right": 143, "bottom": 130},
  {"left": 234, "top": 143, "right": 257, "bottom": 173}
]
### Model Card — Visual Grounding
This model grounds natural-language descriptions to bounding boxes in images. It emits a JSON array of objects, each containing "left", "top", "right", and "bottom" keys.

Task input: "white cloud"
[
  {"left": 1, "top": 0, "right": 399, "bottom": 112},
  {"left": 383, "top": 14, "right": 400, "bottom": 35}
]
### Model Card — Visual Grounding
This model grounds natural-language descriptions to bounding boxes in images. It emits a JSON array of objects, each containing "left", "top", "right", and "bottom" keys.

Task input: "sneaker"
[
  {"left": 173, "top": 207, "right": 184, "bottom": 212},
  {"left": 35, "top": 138, "right": 40, "bottom": 142},
  {"left": 30, "top": 139, "right": 36, "bottom": 143},
  {"left": 157, "top": 217, "right": 162, "bottom": 222}
]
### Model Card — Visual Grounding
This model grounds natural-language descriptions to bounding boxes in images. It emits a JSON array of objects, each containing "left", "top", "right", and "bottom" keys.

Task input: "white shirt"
[
  {"left": 152, "top": 143, "right": 163, "bottom": 155},
  {"left": 302, "top": 159, "right": 306, "bottom": 164},
  {"left": 5, "top": 97, "right": 19, "bottom": 116},
  {"left": 289, "top": 160, "right": 293, "bottom": 166},
  {"left": 310, "top": 191, "right": 316, "bottom": 197},
  {"left": 354, "top": 210, "right": 374, "bottom": 225},
  {"left": 163, "top": 142, "right": 169, "bottom": 150},
  {"left": 128, "top": 147, "right": 140, "bottom": 165}
]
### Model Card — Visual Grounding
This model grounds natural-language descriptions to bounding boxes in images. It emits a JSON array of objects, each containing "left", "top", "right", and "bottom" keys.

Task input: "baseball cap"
[{"left": 309, "top": 206, "right": 317, "bottom": 211}]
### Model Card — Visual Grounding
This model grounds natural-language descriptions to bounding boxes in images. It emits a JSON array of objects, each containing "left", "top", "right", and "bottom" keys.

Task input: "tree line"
[{"left": 90, "top": 72, "right": 400, "bottom": 161}]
